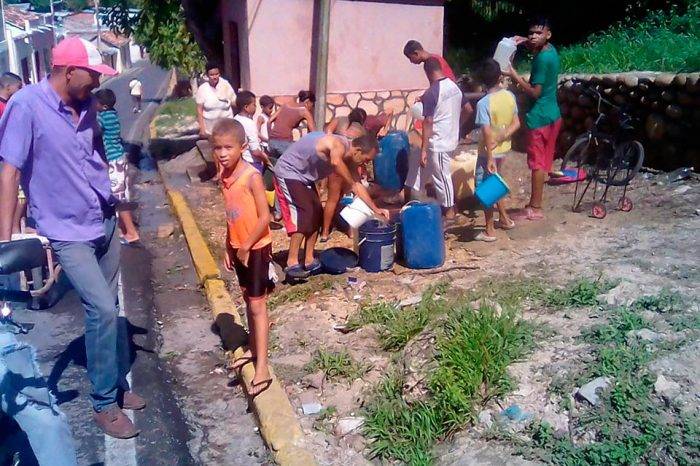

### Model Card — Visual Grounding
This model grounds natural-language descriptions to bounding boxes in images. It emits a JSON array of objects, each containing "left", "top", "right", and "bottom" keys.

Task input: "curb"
[{"left": 163, "top": 186, "right": 317, "bottom": 466}]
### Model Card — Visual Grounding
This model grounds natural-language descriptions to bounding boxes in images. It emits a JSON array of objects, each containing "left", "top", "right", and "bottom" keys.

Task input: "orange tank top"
[{"left": 221, "top": 164, "right": 272, "bottom": 250}]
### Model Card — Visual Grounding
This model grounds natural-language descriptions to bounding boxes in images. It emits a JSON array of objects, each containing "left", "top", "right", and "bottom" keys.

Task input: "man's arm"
[
  {"left": 420, "top": 117, "right": 434, "bottom": 167},
  {"left": 507, "top": 68, "right": 542, "bottom": 100},
  {"left": 0, "top": 162, "right": 20, "bottom": 241},
  {"left": 196, "top": 103, "right": 207, "bottom": 137},
  {"left": 302, "top": 108, "right": 316, "bottom": 132}
]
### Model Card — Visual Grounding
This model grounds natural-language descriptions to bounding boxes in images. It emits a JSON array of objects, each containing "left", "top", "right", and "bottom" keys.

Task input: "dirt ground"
[{"left": 160, "top": 146, "right": 698, "bottom": 465}]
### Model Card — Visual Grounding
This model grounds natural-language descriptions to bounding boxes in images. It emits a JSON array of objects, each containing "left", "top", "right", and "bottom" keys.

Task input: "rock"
[
  {"left": 399, "top": 295, "right": 422, "bottom": 307},
  {"left": 302, "top": 402, "right": 322, "bottom": 415},
  {"left": 477, "top": 410, "right": 493, "bottom": 429},
  {"left": 674, "top": 185, "right": 691, "bottom": 195},
  {"left": 334, "top": 417, "right": 365, "bottom": 437},
  {"left": 344, "top": 433, "right": 366, "bottom": 452},
  {"left": 627, "top": 328, "right": 664, "bottom": 343},
  {"left": 654, "top": 374, "right": 681, "bottom": 400},
  {"left": 654, "top": 73, "right": 676, "bottom": 86},
  {"left": 303, "top": 370, "right": 325, "bottom": 389},
  {"left": 346, "top": 93, "right": 361, "bottom": 108},
  {"left": 326, "top": 93, "right": 345, "bottom": 106},
  {"left": 156, "top": 222, "right": 175, "bottom": 238},
  {"left": 400, "top": 328, "right": 438, "bottom": 404},
  {"left": 602, "top": 281, "right": 650, "bottom": 307},
  {"left": 576, "top": 377, "right": 611, "bottom": 406}
]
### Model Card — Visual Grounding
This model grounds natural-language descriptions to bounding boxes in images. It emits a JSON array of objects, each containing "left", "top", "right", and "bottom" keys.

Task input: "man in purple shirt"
[{"left": 0, "top": 37, "right": 144, "bottom": 439}]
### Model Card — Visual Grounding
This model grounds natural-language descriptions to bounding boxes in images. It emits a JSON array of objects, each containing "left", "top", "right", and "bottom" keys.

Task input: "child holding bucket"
[
  {"left": 473, "top": 59, "right": 520, "bottom": 242},
  {"left": 212, "top": 118, "right": 275, "bottom": 397}
]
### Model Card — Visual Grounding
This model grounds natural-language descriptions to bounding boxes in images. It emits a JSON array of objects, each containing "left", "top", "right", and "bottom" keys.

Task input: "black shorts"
[
  {"left": 274, "top": 178, "right": 323, "bottom": 236},
  {"left": 232, "top": 244, "right": 275, "bottom": 299}
]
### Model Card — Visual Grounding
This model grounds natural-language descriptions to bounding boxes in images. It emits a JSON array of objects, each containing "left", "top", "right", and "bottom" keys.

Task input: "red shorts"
[
  {"left": 274, "top": 177, "right": 322, "bottom": 236},
  {"left": 527, "top": 119, "right": 562, "bottom": 172}
]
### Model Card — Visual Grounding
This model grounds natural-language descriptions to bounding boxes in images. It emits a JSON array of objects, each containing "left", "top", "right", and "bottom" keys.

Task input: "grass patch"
[
  {"left": 156, "top": 97, "right": 196, "bottom": 119},
  {"left": 544, "top": 277, "right": 614, "bottom": 308},
  {"left": 305, "top": 349, "right": 371, "bottom": 382},
  {"left": 522, "top": 291, "right": 699, "bottom": 465},
  {"left": 363, "top": 297, "right": 535, "bottom": 465},
  {"left": 558, "top": 4, "right": 700, "bottom": 73},
  {"left": 268, "top": 276, "right": 337, "bottom": 310}
]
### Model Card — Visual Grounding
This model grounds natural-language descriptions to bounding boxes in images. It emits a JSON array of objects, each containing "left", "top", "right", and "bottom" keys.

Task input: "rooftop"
[{"left": 4, "top": 5, "right": 41, "bottom": 29}]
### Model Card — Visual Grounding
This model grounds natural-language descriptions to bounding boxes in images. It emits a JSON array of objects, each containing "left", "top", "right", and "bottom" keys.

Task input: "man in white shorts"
[{"left": 404, "top": 57, "right": 462, "bottom": 224}]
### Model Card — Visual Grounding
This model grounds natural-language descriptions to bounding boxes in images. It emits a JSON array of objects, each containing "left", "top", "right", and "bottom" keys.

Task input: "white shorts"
[
  {"left": 108, "top": 155, "right": 130, "bottom": 202},
  {"left": 404, "top": 148, "right": 455, "bottom": 208}
]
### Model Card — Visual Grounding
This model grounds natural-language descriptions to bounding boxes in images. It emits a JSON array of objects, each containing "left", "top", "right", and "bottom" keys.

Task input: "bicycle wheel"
[
  {"left": 606, "top": 140, "right": 644, "bottom": 187},
  {"left": 560, "top": 137, "right": 593, "bottom": 172}
]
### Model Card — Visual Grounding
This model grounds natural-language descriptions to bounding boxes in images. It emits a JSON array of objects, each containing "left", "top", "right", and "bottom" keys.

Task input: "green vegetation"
[
  {"left": 268, "top": 276, "right": 338, "bottom": 310},
  {"left": 305, "top": 349, "right": 371, "bottom": 382},
  {"left": 544, "top": 277, "right": 614, "bottom": 308},
  {"left": 519, "top": 292, "right": 699, "bottom": 465},
  {"left": 362, "top": 281, "right": 537, "bottom": 465},
  {"left": 156, "top": 98, "right": 196, "bottom": 119},
  {"left": 559, "top": 3, "right": 700, "bottom": 73}
]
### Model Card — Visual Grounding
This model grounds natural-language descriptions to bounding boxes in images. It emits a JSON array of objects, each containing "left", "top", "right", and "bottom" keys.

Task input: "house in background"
[
  {"left": 3, "top": 5, "right": 55, "bottom": 84},
  {"left": 221, "top": 0, "right": 445, "bottom": 130},
  {"left": 0, "top": 5, "right": 10, "bottom": 75}
]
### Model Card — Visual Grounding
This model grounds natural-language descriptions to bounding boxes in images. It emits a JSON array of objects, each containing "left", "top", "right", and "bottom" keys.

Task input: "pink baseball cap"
[{"left": 52, "top": 37, "right": 118, "bottom": 76}]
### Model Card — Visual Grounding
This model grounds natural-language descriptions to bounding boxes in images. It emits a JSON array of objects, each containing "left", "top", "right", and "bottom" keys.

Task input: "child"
[
  {"left": 129, "top": 78, "right": 142, "bottom": 113},
  {"left": 257, "top": 95, "right": 275, "bottom": 153},
  {"left": 95, "top": 89, "right": 140, "bottom": 245},
  {"left": 234, "top": 90, "right": 269, "bottom": 172},
  {"left": 473, "top": 59, "right": 520, "bottom": 242},
  {"left": 213, "top": 118, "right": 274, "bottom": 397},
  {"left": 505, "top": 16, "right": 561, "bottom": 221}
]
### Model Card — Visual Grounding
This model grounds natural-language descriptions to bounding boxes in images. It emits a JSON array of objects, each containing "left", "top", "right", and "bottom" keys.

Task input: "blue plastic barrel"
[
  {"left": 474, "top": 173, "right": 510, "bottom": 208},
  {"left": 358, "top": 220, "right": 396, "bottom": 272},
  {"left": 374, "top": 131, "right": 410, "bottom": 190},
  {"left": 400, "top": 202, "right": 444, "bottom": 269}
]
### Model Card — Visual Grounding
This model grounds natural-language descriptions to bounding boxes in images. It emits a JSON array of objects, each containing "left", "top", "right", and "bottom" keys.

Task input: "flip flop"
[
  {"left": 496, "top": 218, "right": 516, "bottom": 230},
  {"left": 249, "top": 378, "right": 273, "bottom": 398},
  {"left": 284, "top": 264, "right": 310, "bottom": 281},
  {"left": 229, "top": 355, "right": 256, "bottom": 372},
  {"left": 510, "top": 207, "right": 545, "bottom": 222},
  {"left": 119, "top": 238, "right": 142, "bottom": 247},
  {"left": 474, "top": 231, "right": 498, "bottom": 242},
  {"left": 319, "top": 235, "right": 329, "bottom": 243},
  {"left": 305, "top": 259, "right": 323, "bottom": 275}
]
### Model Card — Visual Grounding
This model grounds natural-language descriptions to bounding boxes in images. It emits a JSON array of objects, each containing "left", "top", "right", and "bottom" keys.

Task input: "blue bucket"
[
  {"left": 358, "top": 220, "right": 396, "bottom": 273},
  {"left": 474, "top": 173, "right": 510, "bottom": 208}
]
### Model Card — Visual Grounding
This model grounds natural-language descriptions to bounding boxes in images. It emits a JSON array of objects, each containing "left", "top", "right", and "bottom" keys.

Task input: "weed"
[
  {"left": 544, "top": 277, "right": 614, "bottom": 308},
  {"left": 268, "top": 276, "right": 337, "bottom": 310},
  {"left": 313, "top": 406, "right": 338, "bottom": 434},
  {"left": 582, "top": 307, "right": 649, "bottom": 345},
  {"left": 632, "top": 289, "right": 685, "bottom": 314},
  {"left": 156, "top": 98, "right": 196, "bottom": 119},
  {"left": 362, "top": 298, "right": 535, "bottom": 465},
  {"left": 305, "top": 349, "right": 371, "bottom": 382}
]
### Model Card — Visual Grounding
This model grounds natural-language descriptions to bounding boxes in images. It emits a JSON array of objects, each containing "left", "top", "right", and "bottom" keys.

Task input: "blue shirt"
[
  {"left": 0, "top": 78, "right": 115, "bottom": 242},
  {"left": 97, "top": 109, "right": 124, "bottom": 161}
]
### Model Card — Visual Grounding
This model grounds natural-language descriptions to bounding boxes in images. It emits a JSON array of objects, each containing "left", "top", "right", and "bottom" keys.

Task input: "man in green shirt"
[{"left": 505, "top": 16, "right": 561, "bottom": 221}]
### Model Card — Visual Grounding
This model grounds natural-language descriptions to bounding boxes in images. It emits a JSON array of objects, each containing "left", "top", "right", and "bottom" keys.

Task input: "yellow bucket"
[{"left": 265, "top": 190, "right": 276, "bottom": 208}]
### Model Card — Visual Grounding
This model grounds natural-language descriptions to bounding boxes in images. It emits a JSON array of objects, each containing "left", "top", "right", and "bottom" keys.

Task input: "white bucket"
[
  {"left": 493, "top": 37, "right": 517, "bottom": 72},
  {"left": 340, "top": 197, "right": 375, "bottom": 229}
]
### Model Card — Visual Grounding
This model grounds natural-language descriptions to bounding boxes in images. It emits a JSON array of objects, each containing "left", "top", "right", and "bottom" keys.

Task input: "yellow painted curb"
[
  {"left": 166, "top": 190, "right": 220, "bottom": 283},
  {"left": 164, "top": 186, "right": 318, "bottom": 466}
]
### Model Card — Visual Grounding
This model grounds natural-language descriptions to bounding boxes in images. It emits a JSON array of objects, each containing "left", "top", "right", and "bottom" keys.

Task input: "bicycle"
[{"left": 559, "top": 86, "right": 645, "bottom": 219}]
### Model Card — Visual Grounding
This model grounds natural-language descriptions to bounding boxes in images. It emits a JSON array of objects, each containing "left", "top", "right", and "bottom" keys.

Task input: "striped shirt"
[{"left": 97, "top": 109, "right": 124, "bottom": 161}]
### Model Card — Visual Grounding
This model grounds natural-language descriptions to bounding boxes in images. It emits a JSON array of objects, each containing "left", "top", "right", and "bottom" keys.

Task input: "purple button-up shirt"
[{"left": 0, "top": 78, "right": 115, "bottom": 242}]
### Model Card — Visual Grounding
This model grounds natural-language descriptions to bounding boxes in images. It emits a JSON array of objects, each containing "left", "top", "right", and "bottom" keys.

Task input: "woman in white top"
[{"left": 195, "top": 63, "right": 237, "bottom": 137}]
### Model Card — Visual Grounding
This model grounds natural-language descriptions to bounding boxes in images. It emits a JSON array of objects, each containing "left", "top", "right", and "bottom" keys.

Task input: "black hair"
[
  {"left": 528, "top": 15, "right": 552, "bottom": 29},
  {"left": 475, "top": 59, "right": 502, "bottom": 88},
  {"left": 259, "top": 95, "right": 275, "bottom": 108},
  {"left": 351, "top": 134, "right": 379, "bottom": 154},
  {"left": 403, "top": 40, "right": 423, "bottom": 56},
  {"left": 0, "top": 72, "right": 22, "bottom": 87},
  {"left": 424, "top": 57, "right": 442, "bottom": 75},
  {"left": 211, "top": 118, "right": 246, "bottom": 145},
  {"left": 298, "top": 90, "right": 315, "bottom": 103},
  {"left": 95, "top": 88, "right": 116, "bottom": 108},
  {"left": 348, "top": 107, "right": 367, "bottom": 125},
  {"left": 235, "top": 90, "right": 256, "bottom": 111},
  {"left": 205, "top": 62, "right": 221, "bottom": 73}
]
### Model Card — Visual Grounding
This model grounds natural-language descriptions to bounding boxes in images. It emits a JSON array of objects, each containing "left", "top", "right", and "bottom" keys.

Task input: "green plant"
[
  {"left": 545, "top": 277, "right": 613, "bottom": 308},
  {"left": 268, "top": 277, "right": 337, "bottom": 310},
  {"left": 305, "top": 349, "right": 371, "bottom": 382},
  {"left": 156, "top": 98, "right": 197, "bottom": 119},
  {"left": 632, "top": 289, "right": 685, "bottom": 314}
]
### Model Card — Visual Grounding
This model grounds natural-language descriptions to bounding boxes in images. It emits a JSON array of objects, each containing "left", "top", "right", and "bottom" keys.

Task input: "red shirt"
[
  {"left": 0, "top": 98, "right": 7, "bottom": 118},
  {"left": 428, "top": 54, "right": 456, "bottom": 82}
]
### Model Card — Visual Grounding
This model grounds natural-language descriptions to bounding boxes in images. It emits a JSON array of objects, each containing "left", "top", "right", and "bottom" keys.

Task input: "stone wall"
[{"left": 554, "top": 72, "right": 700, "bottom": 171}]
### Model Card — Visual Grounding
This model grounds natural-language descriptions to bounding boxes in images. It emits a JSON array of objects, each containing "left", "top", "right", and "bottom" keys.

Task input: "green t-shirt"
[{"left": 526, "top": 44, "right": 561, "bottom": 129}]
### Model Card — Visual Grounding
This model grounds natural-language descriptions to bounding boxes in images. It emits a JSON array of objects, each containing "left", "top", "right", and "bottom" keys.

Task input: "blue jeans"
[
  {"left": 50, "top": 214, "right": 130, "bottom": 412},
  {"left": 1, "top": 326, "right": 78, "bottom": 466}
]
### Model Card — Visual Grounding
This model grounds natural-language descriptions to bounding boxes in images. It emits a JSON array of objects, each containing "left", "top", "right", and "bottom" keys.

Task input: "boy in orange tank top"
[{"left": 212, "top": 118, "right": 274, "bottom": 397}]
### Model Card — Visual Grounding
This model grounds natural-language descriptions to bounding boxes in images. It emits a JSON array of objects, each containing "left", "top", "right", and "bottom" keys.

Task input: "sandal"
[
  {"left": 284, "top": 264, "right": 310, "bottom": 281},
  {"left": 496, "top": 218, "right": 516, "bottom": 230},
  {"left": 319, "top": 235, "right": 329, "bottom": 243},
  {"left": 305, "top": 259, "right": 323, "bottom": 275},
  {"left": 249, "top": 378, "right": 273, "bottom": 398},
  {"left": 474, "top": 231, "right": 498, "bottom": 242},
  {"left": 229, "top": 355, "right": 256, "bottom": 372},
  {"left": 510, "top": 207, "right": 545, "bottom": 222}
]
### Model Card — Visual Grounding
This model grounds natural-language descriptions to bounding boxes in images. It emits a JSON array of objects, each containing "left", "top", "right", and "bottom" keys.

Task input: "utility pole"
[
  {"left": 313, "top": 0, "right": 330, "bottom": 128},
  {"left": 95, "top": 0, "right": 101, "bottom": 49},
  {"left": 49, "top": 0, "right": 56, "bottom": 45}
]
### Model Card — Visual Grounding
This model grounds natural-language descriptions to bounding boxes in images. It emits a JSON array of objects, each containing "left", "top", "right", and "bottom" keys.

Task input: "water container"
[
  {"left": 400, "top": 202, "right": 444, "bottom": 269},
  {"left": 358, "top": 220, "right": 396, "bottom": 273},
  {"left": 340, "top": 196, "right": 375, "bottom": 229},
  {"left": 374, "top": 131, "right": 410, "bottom": 190},
  {"left": 334, "top": 195, "right": 354, "bottom": 232},
  {"left": 474, "top": 173, "right": 510, "bottom": 208},
  {"left": 493, "top": 37, "right": 517, "bottom": 72}
]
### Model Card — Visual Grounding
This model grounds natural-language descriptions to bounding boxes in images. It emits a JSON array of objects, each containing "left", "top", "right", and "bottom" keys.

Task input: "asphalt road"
[{"left": 0, "top": 61, "right": 196, "bottom": 466}]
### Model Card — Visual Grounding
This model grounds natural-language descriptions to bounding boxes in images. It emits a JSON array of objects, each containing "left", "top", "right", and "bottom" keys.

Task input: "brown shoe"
[
  {"left": 94, "top": 406, "right": 140, "bottom": 439},
  {"left": 122, "top": 391, "right": 146, "bottom": 410}
]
